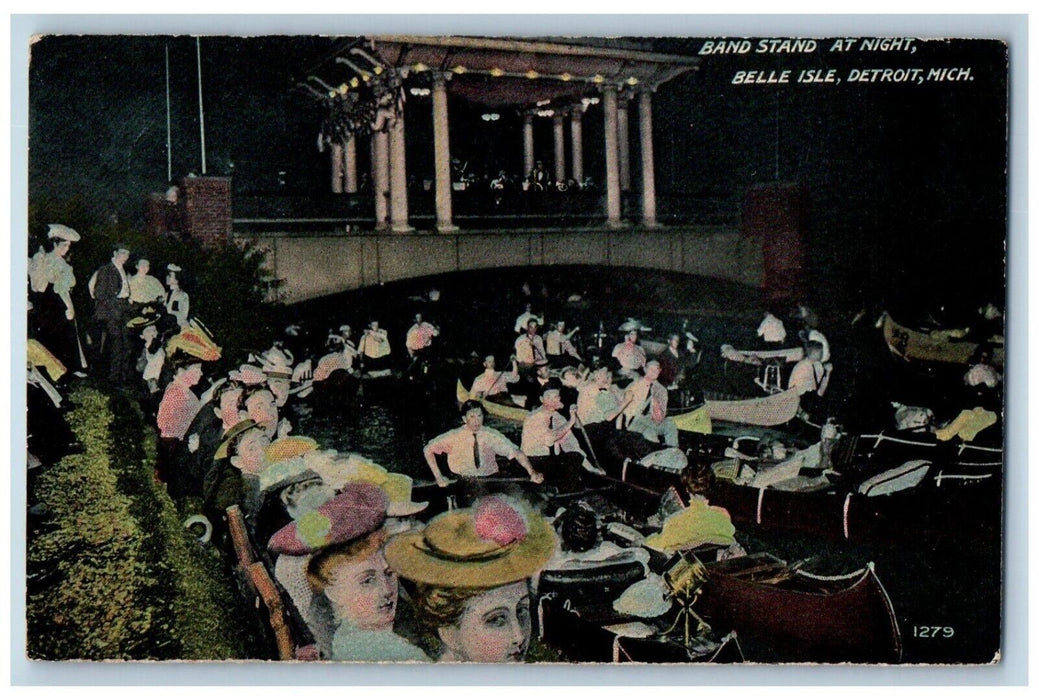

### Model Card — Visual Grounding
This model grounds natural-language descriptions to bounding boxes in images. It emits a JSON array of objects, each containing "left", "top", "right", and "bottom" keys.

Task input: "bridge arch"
[{"left": 238, "top": 225, "right": 763, "bottom": 304}]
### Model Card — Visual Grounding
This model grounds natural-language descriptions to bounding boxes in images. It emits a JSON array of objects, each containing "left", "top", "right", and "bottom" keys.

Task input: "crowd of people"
[{"left": 26, "top": 225, "right": 1005, "bottom": 663}]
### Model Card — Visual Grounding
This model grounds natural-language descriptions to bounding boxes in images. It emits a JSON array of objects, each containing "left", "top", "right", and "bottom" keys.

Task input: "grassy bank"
[{"left": 27, "top": 385, "right": 263, "bottom": 660}]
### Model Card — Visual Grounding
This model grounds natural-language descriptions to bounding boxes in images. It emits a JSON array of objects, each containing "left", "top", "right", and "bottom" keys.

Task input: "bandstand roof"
[{"left": 359, "top": 36, "right": 701, "bottom": 110}]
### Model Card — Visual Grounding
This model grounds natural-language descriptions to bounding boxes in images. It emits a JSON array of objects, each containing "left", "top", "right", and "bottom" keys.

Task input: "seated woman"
[
  {"left": 385, "top": 496, "right": 556, "bottom": 662},
  {"left": 268, "top": 483, "right": 429, "bottom": 662}
]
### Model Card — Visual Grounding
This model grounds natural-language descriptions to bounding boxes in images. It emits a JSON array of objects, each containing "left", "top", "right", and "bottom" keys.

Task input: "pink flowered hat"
[
  {"left": 384, "top": 496, "right": 556, "bottom": 587},
  {"left": 267, "top": 482, "right": 388, "bottom": 555}
]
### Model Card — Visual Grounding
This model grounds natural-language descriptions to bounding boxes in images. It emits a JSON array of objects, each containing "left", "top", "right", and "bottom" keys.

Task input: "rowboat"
[
  {"left": 880, "top": 312, "right": 1004, "bottom": 368},
  {"left": 696, "top": 554, "right": 902, "bottom": 663},
  {"left": 701, "top": 388, "right": 801, "bottom": 427},
  {"left": 456, "top": 380, "right": 530, "bottom": 423}
]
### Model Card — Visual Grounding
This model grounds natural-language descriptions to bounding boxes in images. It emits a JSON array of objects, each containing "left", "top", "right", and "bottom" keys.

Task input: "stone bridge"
[{"left": 236, "top": 225, "right": 763, "bottom": 304}]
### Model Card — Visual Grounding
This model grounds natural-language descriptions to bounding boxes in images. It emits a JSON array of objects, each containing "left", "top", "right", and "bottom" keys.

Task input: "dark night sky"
[{"left": 28, "top": 35, "right": 1008, "bottom": 312}]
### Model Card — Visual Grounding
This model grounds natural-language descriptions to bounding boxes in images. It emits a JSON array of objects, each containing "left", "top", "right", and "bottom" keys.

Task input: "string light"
[{"left": 490, "top": 67, "right": 504, "bottom": 77}]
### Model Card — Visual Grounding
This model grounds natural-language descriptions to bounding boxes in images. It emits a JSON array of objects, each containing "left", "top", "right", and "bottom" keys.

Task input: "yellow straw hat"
[
  {"left": 263, "top": 436, "right": 319, "bottom": 470},
  {"left": 385, "top": 497, "right": 556, "bottom": 588}
]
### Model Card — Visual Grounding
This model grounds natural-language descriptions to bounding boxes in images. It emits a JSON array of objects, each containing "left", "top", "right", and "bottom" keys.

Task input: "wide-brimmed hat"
[
  {"left": 267, "top": 482, "right": 389, "bottom": 556},
  {"left": 258, "top": 455, "right": 322, "bottom": 495},
  {"left": 321, "top": 454, "right": 428, "bottom": 517},
  {"left": 214, "top": 418, "right": 261, "bottom": 460},
  {"left": 263, "top": 436, "right": 319, "bottom": 470},
  {"left": 127, "top": 304, "right": 164, "bottom": 329},
  {"left": 385, "top": 497, "right": 556, "bottom": 588},
  {"left": 47, "top": 224, "right": 80, "bottom": 242},
  {"left": 166, "top": 321, "right": 222, "bottom": 362},
  {"left": 642, "top": 500, "right": 736, "bottom": 553},
  {"left": 229, "top": 363, "right": 268, "bottom": 385}
]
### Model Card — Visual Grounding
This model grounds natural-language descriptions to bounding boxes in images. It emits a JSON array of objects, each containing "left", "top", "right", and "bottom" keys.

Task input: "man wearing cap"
[
  {"left": 521, "top": 389, "right": 590, "bottom": 490},
  {"left": 423, "top": 400, "right": 543, "bottom": 490},
  {"left": 90, "top": 245, "right": 133, "bottom": 383}
]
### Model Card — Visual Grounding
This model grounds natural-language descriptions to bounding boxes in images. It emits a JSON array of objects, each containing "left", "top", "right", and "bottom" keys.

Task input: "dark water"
[{"left": 283, "top": 266, "right": 1002, "bottom": 664}]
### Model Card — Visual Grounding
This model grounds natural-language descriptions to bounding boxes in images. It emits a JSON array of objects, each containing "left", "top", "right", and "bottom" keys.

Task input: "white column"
[
  {"left": 570, "top": 109, "right": 583, "bottom": 184},
  {"left": 389, "top": 113, "right": 412, "bottom": 232},
  {"left": 552, "top": 114, "right": 566, "bottom": 185},
  {"left": 432, "top": 73, "right": 457, "bottom": 232},
  {"left": 522, "top": 114, "right": 534, "bottom": 178},
  {"left": 639, "top": 89, "right": 659, "bottom": 228},
  {"left": 344, "top": 136, "right": 358, "bottom": 193},
  {"left": 372, "top": 131, "right": 389, "bottom": 230},
  {"left": 330, "top": 141, "right": 344, "bottom": 193},
  {"left": 602, "top": 85, "right": 623, "bottom": 228},
  {"left": 618, "top": 101, "right": 631, "bottom": 192}
]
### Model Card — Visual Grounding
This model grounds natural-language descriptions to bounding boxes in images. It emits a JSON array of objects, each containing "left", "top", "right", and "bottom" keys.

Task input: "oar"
[{"left": 572, "top": 411, "right": 605, "bottom": 475}]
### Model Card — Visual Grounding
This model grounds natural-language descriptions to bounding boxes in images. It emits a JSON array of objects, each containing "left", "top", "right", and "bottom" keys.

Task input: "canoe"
[
  {"left": 697, "top": 554, "right": 902, "bottom": 663},
  {"left": 701, "top": 388, "right": 801, "bottom": 427},
  {"left": 703, "top": 458, "right": 1001, "bottom": 544},
  {"left": 880, "top": 312, "right": 1004, "bottom": 368},
  {"left": 456, "top": 380, "right": 530, "bottom": 423}
]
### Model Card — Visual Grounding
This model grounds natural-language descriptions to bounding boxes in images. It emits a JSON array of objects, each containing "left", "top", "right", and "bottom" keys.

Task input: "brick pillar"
[
  {"left": 181, "top": 176, "right": 232, "bottom": 248},
  {"left": 742, "top": 183, "right": 805, "bottom": 305}
]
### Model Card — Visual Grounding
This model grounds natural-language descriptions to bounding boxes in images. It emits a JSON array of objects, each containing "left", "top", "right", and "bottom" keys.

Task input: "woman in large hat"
[
  {"left": 385, "top": 496, "right": 557, "bottom": 663},
  {"left": 28, "top": 224, "right": 84, "bottom": 371},
  {"left": 268, "top": 483, "right": 430, "bottom": 662}
]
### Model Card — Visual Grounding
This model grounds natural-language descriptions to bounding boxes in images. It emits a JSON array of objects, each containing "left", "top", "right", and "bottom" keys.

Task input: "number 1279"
[{"left": 913, "top": 626, "right": 954, "bottom": 638}]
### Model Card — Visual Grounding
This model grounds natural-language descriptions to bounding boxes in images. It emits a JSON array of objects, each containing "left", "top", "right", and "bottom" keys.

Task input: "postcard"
[{"left": 25, "top": 32, "right": 1007, "bottom": 666}]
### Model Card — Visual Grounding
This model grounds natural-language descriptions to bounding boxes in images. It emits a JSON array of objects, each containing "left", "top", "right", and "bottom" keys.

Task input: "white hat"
[
  {"left": 167, "top": 263, "right": 182, "bottom": 273},
  {"left": 47, "top": 224, "right": 80, "bottom": 242}
]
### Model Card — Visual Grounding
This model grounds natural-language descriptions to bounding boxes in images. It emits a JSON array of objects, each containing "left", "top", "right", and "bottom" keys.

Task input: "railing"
[{"left": 232, "top": 189, "right": 739, "bottom": 234}]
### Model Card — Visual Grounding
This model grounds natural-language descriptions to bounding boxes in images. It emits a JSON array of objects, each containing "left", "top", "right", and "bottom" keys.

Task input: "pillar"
[
  {"left": 344, "top": 135, "right": 358, "bottom": 193},
  {"left": 389, "top": 113, "right": 412, "bottom": 232},
  {"left": 602, "top": 85, "right": 623, "bottom": 228},
  {"left": 523, "top": 114, "right": 534, "bottom": 179},
  {"left": 570, "top": 108, "right": 583, "bottom": 184},
  {"left": 618, "top": 100, "right": 631, "bottom": 192},
  {"left": 553, "top": 114, "right": 566, "bottom": 185},
  {"left": 330, "top": 141, "right": 344, "bottom": 193},
  {"left": 372, "top": 130, "right": 389, "bottom": 230},
  {"left": 432, "top": 73, "right": 457, "bottom": 232},
  {"left": 638, "top": 90, "right": 658, "bottom": 228}
]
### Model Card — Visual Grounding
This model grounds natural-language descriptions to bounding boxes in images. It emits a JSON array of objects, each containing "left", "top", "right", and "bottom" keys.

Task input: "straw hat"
[
  {"left": 214, "top": 419, "right": 261, "bottom": 460},
  {"left": 229, "top": 363, "right": 268, "bottom": 385},
  {"left": 267, "top": 482, "right": 389, "bottom": 556},
  {"left": 263, "top": 436, "right": 319, "bottom": 470},
  {"left": 385, "top": 497, "right": 556, "bottom": 588},
  {"left": 379, "top": 473, "right": 428, "bottom": 517},
  {"left": 166, "top": 321, "right": 222, "bottom": 362}
]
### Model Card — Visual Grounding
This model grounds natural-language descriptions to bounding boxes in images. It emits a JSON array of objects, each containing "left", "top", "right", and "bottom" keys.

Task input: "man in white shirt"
[
  {"left": 521, "top": 389, "right": 590, "bottom": 489},
  {"left": 423, "top": 400, "right": 543, "bottom": 488},
  {"left": 469, "top": 355, "right": 520, "bottom": 399},
  {"left": 545, "top": 320, "right": 582, "bottom": 366},
  {"left": 515, "top": 319, "right": 547, "bottom": 368},
  {"left": 757, "top": 312, "right": 787, "bottom": 344},
  {"left": 514, "top": 303, "right": 544, "bottom": 334},
  {"left": 359, "top": 320, "right": 392, "bottom": 371},
  {"left": 622, "top": 361, "right": 679, "bottom": 447},
  {"left": 405, "top": 313, "right": 439, "bottom": 358},
  {"left": 787, "top": 342, "right": 831, "bottom": 396},
  {"left": 611, "top": 330, "right": 647, "bottom": 381}
]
